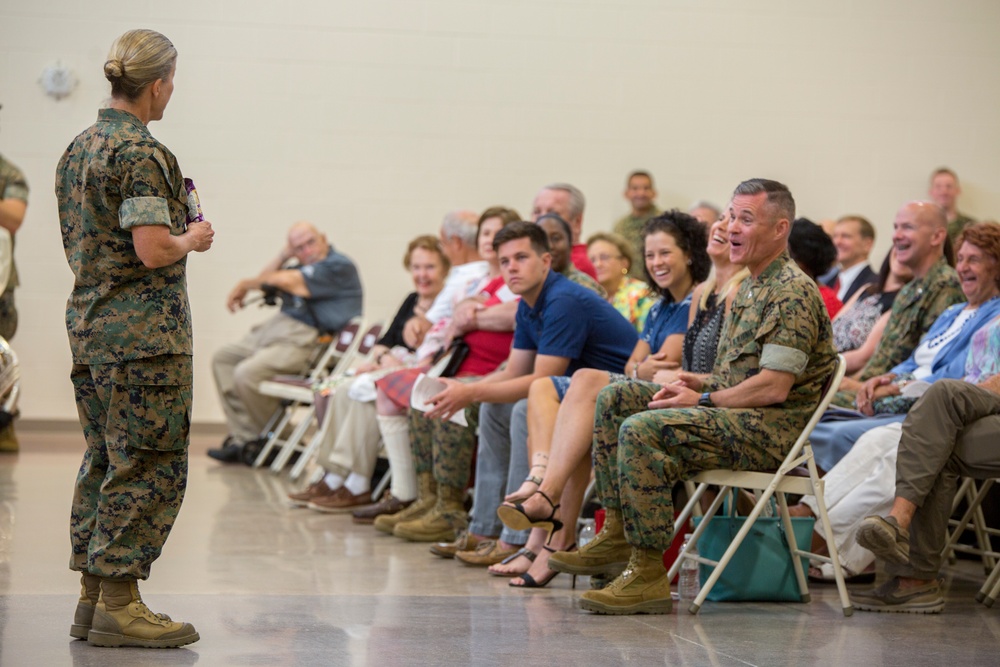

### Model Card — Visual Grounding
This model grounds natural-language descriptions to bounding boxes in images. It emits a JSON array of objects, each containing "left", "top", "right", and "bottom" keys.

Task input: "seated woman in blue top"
[
  {"left": 492, "top": 211, "right": 710, "bottom": 586},
  {"left": 812, "top": 222, "right": 1000, "bottom": 472}
]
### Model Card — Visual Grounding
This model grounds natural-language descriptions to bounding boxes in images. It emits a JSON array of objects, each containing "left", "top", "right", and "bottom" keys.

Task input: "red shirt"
[
  {"left": 819, "top": 284, "right": 843, "bottom": 319},
  {"left": 457, "top": 276, "right": 517, "bottom": 376},
  {"left": 572, "top": 244, "right": 597, "bottom": 279}
]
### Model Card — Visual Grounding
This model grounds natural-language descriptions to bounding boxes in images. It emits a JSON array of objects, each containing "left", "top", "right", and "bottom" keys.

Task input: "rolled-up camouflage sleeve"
[
  {"left": 0, "top": 156, "right": 29, "bottom": 202},
  {"left": 117, "top": 146, "right": 183, "bottom": 231},
  {"left": 756, "top": 289, "right": 820, "bottom": 376}
]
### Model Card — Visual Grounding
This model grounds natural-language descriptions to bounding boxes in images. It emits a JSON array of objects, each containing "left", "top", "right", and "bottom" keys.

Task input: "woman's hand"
[
  {"left": 855, "top": 373, "right": 895, "bottom": 416},
  {"left": 637, "top": 352, "right": 678, "bottom": 381}
]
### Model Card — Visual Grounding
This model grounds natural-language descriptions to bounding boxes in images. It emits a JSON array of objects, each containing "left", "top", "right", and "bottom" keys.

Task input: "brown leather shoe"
[
  {"left": 430, "top": 530, "right": 486, "bottom": 559},
  {"left": 287, "top": 479, "right": 334, "bottom": 508},
  {"left": 455, "top": 539, "right": 519, "bottom": 566},
  {"left": 352, "top": 493, "right": 414, "bottom": 524},
  {"left": 308, "top": 487, "right": 371, "bottom": 513}
]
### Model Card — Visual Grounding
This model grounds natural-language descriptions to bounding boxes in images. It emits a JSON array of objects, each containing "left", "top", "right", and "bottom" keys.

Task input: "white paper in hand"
[{"left": 410, "top": 373, "right": 468, "bottom": 426}]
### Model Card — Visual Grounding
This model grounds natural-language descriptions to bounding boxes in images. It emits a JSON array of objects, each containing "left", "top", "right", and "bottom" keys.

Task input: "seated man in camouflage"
[
  {"left": 208, "top": 222, "right": 363, "bottom": 462},
  {"left": 545, "top": 178, "right": 837, "bottom": 615}
]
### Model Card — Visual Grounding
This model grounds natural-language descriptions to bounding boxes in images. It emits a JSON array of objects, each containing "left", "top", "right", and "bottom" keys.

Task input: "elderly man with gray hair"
[{"left": 532, "top": 182, "right": 597, "bottom": 280}]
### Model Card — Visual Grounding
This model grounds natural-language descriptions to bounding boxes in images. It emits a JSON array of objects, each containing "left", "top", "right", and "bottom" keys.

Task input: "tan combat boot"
[
  {"left": 373, "top": 472, "right": 436, "bottom": 534},
  {"left": 0, "top": 423, "right": 18, "bottom": 453},
  {"left": 548, "top": 507, "right": 631, "bottom": 577},
  {"left": 88, "top": 578, "right": 200, "bottom": 648},
  {"left": 393, "top": 484, "right": 468, "bottom": 542},
  {"left": 69, "top": 573, "right": 101, "bottom": 639},
  {"left": 578, "top": 547, "right": 672, "bottom": 615}
]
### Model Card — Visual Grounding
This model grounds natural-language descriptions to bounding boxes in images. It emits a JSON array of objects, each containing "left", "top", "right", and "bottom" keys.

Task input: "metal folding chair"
[
  {"left": 286, "top": 320, "right": 386, "bottom": 480},
  {"left": 667, "top": 355, "right": 852, "bottom": 616},
  {"left": 942, "top": 476, "right": 1000, "bottom": 607},
  {"left": 252, "top": 317, "right": 365, "bottom": 471}
]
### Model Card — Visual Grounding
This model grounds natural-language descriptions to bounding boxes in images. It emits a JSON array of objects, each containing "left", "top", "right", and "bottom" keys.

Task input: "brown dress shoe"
[
  {"left": 352, "top": 493, "right": 414, "bottom": 524},
  {"left": 430, "top": 530, "right": 486, "bottom": 559},
  {"left": 455, "top": 539, "right": 519, "bottom": 566},
  {"left": 287, "top": 479, "right": 333, "bottom": 508},
  {"left": 308, "top": 487, "right": 371, "bottom": 513}
]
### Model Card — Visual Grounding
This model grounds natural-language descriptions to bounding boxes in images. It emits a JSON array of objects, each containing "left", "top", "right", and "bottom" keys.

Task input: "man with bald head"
[
  {"left": 209, "top": 222, "right": 363, "bottom": 462},
  {"left": 832, "top": 201, "right": 963, "bottom": 406}
]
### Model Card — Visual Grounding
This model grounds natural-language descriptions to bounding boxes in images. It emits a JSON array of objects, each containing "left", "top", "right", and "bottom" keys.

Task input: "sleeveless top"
[
  {"left": 683, "top": 291, "right": 725, "bottom": 374},
  {"left": 831, "top": 288, "right": 898, "bottom": 353}
]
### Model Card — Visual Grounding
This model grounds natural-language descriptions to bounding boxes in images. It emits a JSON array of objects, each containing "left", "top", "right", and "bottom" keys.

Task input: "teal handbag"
[{"left": 691, "top": 497, "right": 815, "bottom": 602}]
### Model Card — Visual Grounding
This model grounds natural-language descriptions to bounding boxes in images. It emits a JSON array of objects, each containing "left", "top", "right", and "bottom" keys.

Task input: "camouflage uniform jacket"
[
  {"left": 56, "top": 108, "right": 192, "bottom": 364},
  {"left": 947, "top": 212, "right": 976, "bottom": 246},
  {"left": 613, "top": 206, "right": 661, "bottom": 279},
  {"left": 703, "top": 251, "right": 837, "bottom": 441},
  {"left": 0, "top": 152, "right": 29, "bottom": 289},
  {"left": 857, "top": 256, "right": 963, "bottom": 381}
]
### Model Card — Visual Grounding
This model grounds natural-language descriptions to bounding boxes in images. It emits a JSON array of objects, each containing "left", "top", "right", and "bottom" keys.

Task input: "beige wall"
[{"left": 3, "top": 0, "right": 1000, "bottom": 423}]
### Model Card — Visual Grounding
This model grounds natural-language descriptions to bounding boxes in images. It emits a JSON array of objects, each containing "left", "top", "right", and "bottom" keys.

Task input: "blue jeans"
[{"left": 469, "top": 399, "right": 530, "bottom": 545}]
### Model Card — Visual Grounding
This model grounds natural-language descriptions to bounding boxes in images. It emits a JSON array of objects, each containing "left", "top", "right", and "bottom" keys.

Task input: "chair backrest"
[
  {"left": 782, "top": 354, "right": 847, "bottom": 469},
  {"left": 304, "top": 316, "right": 365, "bottom": 381},
  {"left": 356, "top": 322, "right": 385, "bottom": 357}
]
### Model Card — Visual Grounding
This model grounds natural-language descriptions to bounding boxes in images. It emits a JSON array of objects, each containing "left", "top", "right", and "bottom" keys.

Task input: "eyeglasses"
[{"left": 589, "top": 254, "right": 623, "bottom": 264}]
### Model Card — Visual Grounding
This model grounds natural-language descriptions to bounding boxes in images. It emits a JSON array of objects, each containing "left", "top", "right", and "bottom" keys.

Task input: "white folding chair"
[
  {"left": 942, "top": 476, "right": 1000, "bottom": 607},
  {"left": 667, "top": 355, "right": 852, "bottom": 616},
  {"left": 252, "top": 317, "right": 365, "bottom": 471},
  {"left": 286, "top": 321, "right": 386, "bottom": 480}
]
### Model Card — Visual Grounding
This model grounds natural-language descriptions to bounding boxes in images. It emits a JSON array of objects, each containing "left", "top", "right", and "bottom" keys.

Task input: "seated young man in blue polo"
[{"left": 387, "top": 220, "right": 637, "bottom": 550}]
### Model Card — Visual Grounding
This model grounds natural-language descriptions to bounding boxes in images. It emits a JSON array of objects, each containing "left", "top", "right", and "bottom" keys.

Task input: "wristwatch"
[{"left": 698, "top": 392, "right": 714, "bottom": 407}]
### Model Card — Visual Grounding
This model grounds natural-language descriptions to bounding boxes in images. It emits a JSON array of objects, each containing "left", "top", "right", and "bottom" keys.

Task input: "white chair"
[
  {"left": 667, "top": 355, "right": 852, "bottom": 616},
  {"left": 286, "top": 320, "right": 386, "bottom": 480},
  {"left": 252, "top": 317, "right": 365, "bottom": 471}
]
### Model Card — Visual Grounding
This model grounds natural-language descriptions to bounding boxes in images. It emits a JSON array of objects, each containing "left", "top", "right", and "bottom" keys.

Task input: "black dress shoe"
[{"left": 207, "top": 442, "right": 244, "bottom": 463}]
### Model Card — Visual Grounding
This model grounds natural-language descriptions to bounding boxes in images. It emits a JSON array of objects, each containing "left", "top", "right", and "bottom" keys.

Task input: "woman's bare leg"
[{"left": 506, "top": 378, "right": 560, "bottom": 502}]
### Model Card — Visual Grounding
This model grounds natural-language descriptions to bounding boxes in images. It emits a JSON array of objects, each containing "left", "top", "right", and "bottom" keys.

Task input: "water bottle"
[
  {"left": 679, "top": 534, "right": 701, "bottom": 602},
  {"left": 578, "top": 518, "right": 596, "bottom": 547}
]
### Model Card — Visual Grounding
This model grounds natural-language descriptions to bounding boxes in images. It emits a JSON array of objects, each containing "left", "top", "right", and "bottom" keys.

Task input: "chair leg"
[
  {"left": 808, "top": 475, "right": 854, "bottom": 616},
  {"left": 253, "top": 404, "right": 295, "bottom": 468},
  {"left": 270, "top": 406, "right": 315, "bottom": 473},
  {"left": 776, "top": 492, "right": 810, "bottom": 603},
  {"left": 666, "top": 482, "right": 716, "bottom": 583}
]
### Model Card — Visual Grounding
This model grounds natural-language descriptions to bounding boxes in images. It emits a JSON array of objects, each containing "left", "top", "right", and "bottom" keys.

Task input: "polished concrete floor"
[{"left": 2, "top": 425, "right": 1000, "bottom": 666}]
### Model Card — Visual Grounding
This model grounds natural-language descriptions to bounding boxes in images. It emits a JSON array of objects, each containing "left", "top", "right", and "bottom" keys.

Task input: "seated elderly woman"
[
  {"left": 833, "top": 247, "right": 913, "bottom": 374},
  {"left": 494, "top": 211, "right": 715, "bottom": 587},
  {"left": 810, "top": 222, "right": 1000, "bottom": 473},
  {"left": 287, "top": 234, "right": 450, "bottom": 510},
  {"left": 791, "top": 310, "right": 1000, "bottom": 581},
  {"left": 789, "top": 217, "right": 842, "bottom": 318},
  {"left": 586, "top": 231, "right": 653, "bottom": 331}
]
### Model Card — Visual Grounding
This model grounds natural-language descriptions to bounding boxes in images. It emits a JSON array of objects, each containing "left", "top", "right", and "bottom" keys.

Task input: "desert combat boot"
[
  {"left": 69, "top": 573, "right": 101, "bottom": 639},
  {"left": 87, "top": 578, "right": 199, "bottom": 648},
  {"left": 578, "top": 547, "right": 672, "bottom": 615},
  {"left": 374, "top": 472, "right": 437, "bottom": 534},
  {"left": 393, "top": 484, "right": 467, "bottom": 542},
  {"left": 548, "top": 507, "right": 632, "bottom": 577}
]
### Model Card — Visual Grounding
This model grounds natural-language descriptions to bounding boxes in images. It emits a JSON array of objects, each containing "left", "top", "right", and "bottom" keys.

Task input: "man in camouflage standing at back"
[
  {"left": 547, "top": 179, "right": 837, "bottom": 615},
  {"left": 0, "top": 103, "right": 30, "bottom": 453}
]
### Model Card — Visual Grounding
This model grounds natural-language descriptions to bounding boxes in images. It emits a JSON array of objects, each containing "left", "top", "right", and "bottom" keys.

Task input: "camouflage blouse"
[
  {"left": 0, "top": 152, "right": 29, "bottom": 289},
  {"left": 56, "top": 108, "right": 192, "bottom": 363},
  {"left": 705, "top": 252, "right": 837, "bottom": 428}
]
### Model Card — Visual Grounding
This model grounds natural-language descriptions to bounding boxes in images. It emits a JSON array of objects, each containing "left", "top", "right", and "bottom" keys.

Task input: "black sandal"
[
  {"left": 508, "top": 545, "right": 577, "bottom": 589},
  {"left": 496, "top": 490, "right": 563, "bottom": 536},
  {"left": 487, "top": 548, "right": 537, "bottom": 577}
]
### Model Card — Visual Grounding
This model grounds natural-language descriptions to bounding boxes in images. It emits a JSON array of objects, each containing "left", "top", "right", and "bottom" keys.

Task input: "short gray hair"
[
  {"left": 688, "top": 200, "right": 721, "bottom": 218},
  {"left": 440, "top": 210, "right": 479, "bottom": 247},
  {"left": 542, "top": 183, "right": 586, "bottom": 220},
  {"left": 732, "top": 179, "right": 795, "bottom": 223}
]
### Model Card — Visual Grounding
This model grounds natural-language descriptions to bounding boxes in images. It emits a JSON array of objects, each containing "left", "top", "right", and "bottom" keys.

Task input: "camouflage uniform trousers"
[
  {"left": 408, "top": 376, "right": 481, "bottom": 489},
  {"left": 69, "top": 354, "right": 192, "bottom": 580},
  {"left": 0, "top": 289, "right": 15, "bottom": 340},
  {"left": 595, "top": 380, "right": 787, "bottom": 551}
]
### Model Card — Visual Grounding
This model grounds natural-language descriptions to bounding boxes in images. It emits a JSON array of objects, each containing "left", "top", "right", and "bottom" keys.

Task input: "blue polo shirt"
[
  {"left": 513, "top": 270, "right": 638, "bottom": 374},
  {"left": 640, "top": 294, "right": 693, "bottom": 353}
]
